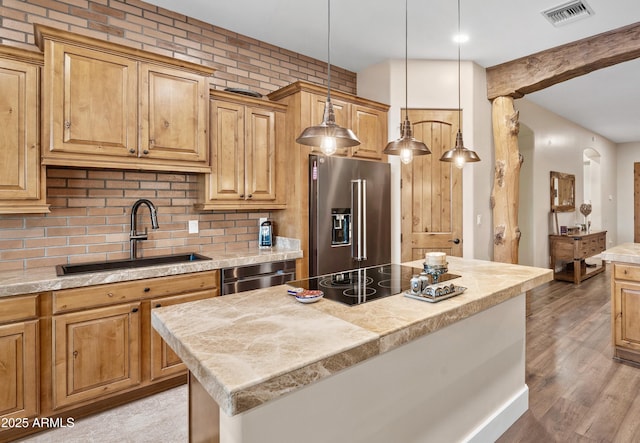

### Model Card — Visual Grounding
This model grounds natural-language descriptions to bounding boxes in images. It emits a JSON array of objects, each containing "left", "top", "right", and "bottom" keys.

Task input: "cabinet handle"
[
  {"left": 144, "top": 287, "right": 150, "bottom": 292},
  {"left": 129, "top": 148, "right": 136, "bottom": 154},
  {"left": 73, "top": 350, "right": 78, "bottom": 358},
  {"left": 132, "top": 308, "right": 139, "bottom": 313},
  {"left": 64, "top": 121, "right": 71, "bottom": 129},
  {"left": 155, "top": 303, "right": 162, "bottom": 308}
]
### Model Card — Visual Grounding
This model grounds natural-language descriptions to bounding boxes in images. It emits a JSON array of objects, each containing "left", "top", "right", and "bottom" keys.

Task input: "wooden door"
[
  {"left": 634, "top": 163, "right": 640, "bottom": 243},
  {"left": 0, "top": 58, "right": 40, "bottom": 203},
  {"left": 140, "top": 64, "right": 208, "bottom": 163},
  {"left": 401, "top": 109, "right": 463, "bottom": 261},
  {"left": 210, "top": 100, "right": 245, "bottom": 200},
  {"left": 46, "top": 42, "right": 137, "bottom": 157},
  {"left": 350, "top": 104, "right": 385, "bottom": 160},
  {"left": 245, "top": 106, "right": 276, "bottom": 201},
  {"left": 311, "top": 93, "right": 350, "bottom": 156},
  {"left": 52, "top": 303, "right": 141, "bottom": 409},
  {"left": 0, "top": 320, "right": 38, "bottom": 419},
  {"left": 150, "top": 290, "right": 216, "bottom": 381}
]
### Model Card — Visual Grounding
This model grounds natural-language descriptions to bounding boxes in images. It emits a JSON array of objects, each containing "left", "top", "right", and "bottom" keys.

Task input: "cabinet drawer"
[
  {"left": 53, "top": 270, "right": 218, "bottom": 313},
  {"left": 614, "top": 264, "right": 640, "bottom": 282},
  {"left": 0, "top": 295, "right": 38, "bottom": 324}
]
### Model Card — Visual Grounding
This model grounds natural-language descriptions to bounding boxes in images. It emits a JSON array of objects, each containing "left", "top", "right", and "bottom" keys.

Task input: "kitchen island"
[
  {"left": 152, "top": 257, "right": 552, "bottom": 443},
  {"left": 600, "top": 243, "right": 640, "bottom": 365}
]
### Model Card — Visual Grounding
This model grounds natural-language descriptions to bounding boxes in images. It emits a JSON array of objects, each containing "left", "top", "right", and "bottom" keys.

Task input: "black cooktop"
[{"left": 288, "top": 264, "right": 422, "bottom": 306}]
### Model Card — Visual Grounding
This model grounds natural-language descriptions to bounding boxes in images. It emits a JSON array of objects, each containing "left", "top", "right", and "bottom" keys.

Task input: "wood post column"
[{"left": 491, "top": 96, "right": 521, "bottom": 264}]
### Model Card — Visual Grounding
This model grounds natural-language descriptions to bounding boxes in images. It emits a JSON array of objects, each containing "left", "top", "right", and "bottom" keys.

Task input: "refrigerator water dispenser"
[{"left": 331, "top": 209, "right": 351, "bottom": 246}]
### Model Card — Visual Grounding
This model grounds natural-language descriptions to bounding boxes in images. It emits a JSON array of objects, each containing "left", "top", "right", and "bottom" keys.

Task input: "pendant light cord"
[
  {"left": 405, "top": 0, "right": 408, "bottom": 121},
  {"left": 327, "top": 0, "right": 331, "bottom": 103},
  {"left": 457, "top": 0, "right": 462, "bottom": 131}
]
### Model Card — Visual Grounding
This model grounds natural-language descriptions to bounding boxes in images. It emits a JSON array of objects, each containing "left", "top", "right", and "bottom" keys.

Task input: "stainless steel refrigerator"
[{"left": 309, "top": 154, "right": 391, "bottom": 276}]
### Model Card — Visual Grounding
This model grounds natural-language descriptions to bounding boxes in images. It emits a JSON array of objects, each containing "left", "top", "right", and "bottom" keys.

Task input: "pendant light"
[
  {"left": 440, "top": 0, "right": 481, "bottom": 169},
  {"left": 383, "top": 0, "right": 430, "bottom": 164},
  {"left": 296, "top": 0, "right": 360, "bottom": 155}
]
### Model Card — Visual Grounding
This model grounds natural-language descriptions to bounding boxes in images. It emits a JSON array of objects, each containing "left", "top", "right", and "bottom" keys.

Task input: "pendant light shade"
[
  {"left": 383, "top": 0, "right": 430, "bottom": 164},
  {"left": 296, "top": 0, "right": 360, "bottom": 155},
  {"left": 440, "top": 0, "right": 480, "bottom": 168}
]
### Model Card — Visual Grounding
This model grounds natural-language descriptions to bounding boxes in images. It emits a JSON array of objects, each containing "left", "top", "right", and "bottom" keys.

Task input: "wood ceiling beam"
[{"left": 486, "top": 21, "right": 640, "bottom": 100}]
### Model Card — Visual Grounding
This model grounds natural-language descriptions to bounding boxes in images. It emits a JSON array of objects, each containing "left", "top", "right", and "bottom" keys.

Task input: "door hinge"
[
  {"left": 400, "top": 233, "right": 403, "bottom": 243},
  {"left": 400, "top": 178, "right": 403, "bottom": 189}
]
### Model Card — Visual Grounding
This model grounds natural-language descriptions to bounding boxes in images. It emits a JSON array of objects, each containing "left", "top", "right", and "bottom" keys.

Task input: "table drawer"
[{"left": 53, "top": 270, "right": 218, "bottom": 313}]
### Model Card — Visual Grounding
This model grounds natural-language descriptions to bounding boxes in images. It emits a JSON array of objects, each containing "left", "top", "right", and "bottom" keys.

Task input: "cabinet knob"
[
  {"left": 129, "top": 148, "right": 136, "bottom": 154},
  {"left": 240, "top": 194, "right": 244, "bottom": 198},
  {"left": 144, "top": 287, "right": 150, "bottom": 292},
  {"left": 163, "top": 120, "right": 170, "bottom": 128},
  {"left": 132, "top": 307, "right": 139, "bottom": 313},
  {"left": 107, "top": 292, "right": 114, "bottom": 298},
  {"left": 155, "top": 303, "right": 162, "bottom": 308},
  {"left": 248, "top": 194, "right": 253, "bottom": 199},
  {"left": 64, "top": 121, "right": 71, "bottom": 129},
  {"left": 73, "top": 350, "right": 78, "bottom": 358},
  {"left": 143, "top": 150, "right": 149, "bottom": 155}
]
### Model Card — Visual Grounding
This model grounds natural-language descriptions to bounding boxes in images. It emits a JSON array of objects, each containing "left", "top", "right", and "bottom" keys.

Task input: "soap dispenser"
[{"left": 259, "top": 219, "right": 273, "bottom": 248}]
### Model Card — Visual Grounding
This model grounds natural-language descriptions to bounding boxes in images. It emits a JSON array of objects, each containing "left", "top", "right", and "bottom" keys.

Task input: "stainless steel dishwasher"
[{"left": 220, "top": 260, "right": 296, "bottom": 295}]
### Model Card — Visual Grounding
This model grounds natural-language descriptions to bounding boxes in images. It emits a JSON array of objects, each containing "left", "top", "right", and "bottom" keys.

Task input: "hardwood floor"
[{"left": 498, "top": 268, "right": 640, "bottom": 443}]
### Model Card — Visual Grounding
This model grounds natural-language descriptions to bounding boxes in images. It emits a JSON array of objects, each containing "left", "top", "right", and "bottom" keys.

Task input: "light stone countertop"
[
  {"left": 151, "top": 256, "right": 553, "bottom": 416},
  {"left": 0, "top": 237, "right": 302, "bottom": 297},
  {"left": 599, "top": 243, "right": 640, "bottom": 264}
]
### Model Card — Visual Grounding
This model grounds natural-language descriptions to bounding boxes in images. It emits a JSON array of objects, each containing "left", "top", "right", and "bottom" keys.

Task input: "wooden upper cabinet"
[
  {"left": 350, "top": 104, "right": 387, "bottom": 160},
  {"left": 271, "top": 81, "right": 389, "bottom": 161},
  {"left": 47, "top": 42, "right": 137, "bottom": 158},
  {"left": 140, "top": 64, "right": 208, "bottom": 163},
  {"left": 196, "top": 90, "right": 286, "bottom": 211},
  {"left": 35, "top": 24, "right": 213, "bottom": 173},
  {"left": 0, "top": 46, "right": 49, "bottom": 214}
]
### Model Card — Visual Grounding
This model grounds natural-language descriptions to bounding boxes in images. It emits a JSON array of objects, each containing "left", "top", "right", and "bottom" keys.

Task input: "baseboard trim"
[{"left": 464, "top": 385, "right": 529, "bottom": 443}]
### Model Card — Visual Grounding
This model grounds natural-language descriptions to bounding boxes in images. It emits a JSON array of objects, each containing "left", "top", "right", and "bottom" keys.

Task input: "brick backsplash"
[
  {"left": 0, "top": 168, "right": 271, "bottom": 271},
  {"left": 0, "top": 0, "right": 358, "bottom": 271}
]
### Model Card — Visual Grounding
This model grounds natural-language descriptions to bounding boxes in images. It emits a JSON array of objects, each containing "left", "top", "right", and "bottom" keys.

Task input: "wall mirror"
[{"left": 550, "top": 171, "right": 575, "bottom": 212}]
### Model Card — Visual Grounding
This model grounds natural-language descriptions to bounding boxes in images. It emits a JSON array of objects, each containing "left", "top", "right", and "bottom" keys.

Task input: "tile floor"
[{"left": 16, "top": 386, "right": 187, "bottom": 443}]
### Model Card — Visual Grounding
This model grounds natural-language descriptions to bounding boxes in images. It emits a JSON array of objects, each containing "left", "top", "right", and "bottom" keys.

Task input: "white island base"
[{"left": 190, "top": 294, "right": 527, "bottom": 443}]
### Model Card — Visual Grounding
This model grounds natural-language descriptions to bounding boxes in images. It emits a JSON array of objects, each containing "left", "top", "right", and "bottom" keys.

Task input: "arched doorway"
[{"left": 583, "top": 148, "right": 601, "bottom": 230}]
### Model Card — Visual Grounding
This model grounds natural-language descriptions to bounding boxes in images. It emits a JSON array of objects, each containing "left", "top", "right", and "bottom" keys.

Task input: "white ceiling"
[{"left": 148, "top": 0, "right": 640, "bottom": 143}]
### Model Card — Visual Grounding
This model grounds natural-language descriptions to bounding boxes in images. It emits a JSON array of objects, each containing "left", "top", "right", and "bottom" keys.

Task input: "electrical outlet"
[{"left": 188, "top": 220, "right": 199, "bottom": 234}]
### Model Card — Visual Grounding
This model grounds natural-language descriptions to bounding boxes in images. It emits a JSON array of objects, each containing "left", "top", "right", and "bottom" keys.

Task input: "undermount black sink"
[{"left": 56, "top": 253, "right": 211, "bottom": 276}]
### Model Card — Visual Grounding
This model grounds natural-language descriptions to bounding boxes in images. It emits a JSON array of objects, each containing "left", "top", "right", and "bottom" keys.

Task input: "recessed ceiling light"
[{"left": 453, "top": 33, "right": 469, "bottom": 44}]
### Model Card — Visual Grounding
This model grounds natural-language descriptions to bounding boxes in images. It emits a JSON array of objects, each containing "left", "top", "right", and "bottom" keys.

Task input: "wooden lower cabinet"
[
  {"left": 612, "top": 263, "right": 640, "bottom": 364},
  {"left": 0, "top": 270, "right": 219, "bottom": 441},
  {"left": 52, "top": 303, "right": 141, "bottom": 409},
  {"left": 0, "top": 320, "right": 38, "bottom": 420},
  {"left": 150, "top": 290, "right": 214, "bottom": 380}
]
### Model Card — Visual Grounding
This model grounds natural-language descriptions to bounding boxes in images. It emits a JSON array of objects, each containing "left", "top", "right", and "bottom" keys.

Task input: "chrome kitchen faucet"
[{"left": 129, "top": 199, "right": 159, "bottom": 260}]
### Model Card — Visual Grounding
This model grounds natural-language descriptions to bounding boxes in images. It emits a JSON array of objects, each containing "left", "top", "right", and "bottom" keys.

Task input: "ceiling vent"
[{"left": 542, "top": 0, "right": 595, "bottom": 27}]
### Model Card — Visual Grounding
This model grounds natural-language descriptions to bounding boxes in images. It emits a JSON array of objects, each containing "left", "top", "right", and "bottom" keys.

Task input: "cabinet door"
[
  {"left": 209, "top": 100, "right": 246, "bottom": 200},
  {"left": 311, "top": 94, "right": 350, "bottom": 156},
  {"left": 0, "top": 320, "right": 38, "bottom": 419},
  {"left": 52, "top": 303, "right": 141, "bottom": 409},
  {"left": 245, "top": 106, "right": 276, "bottom": 201},
  {"left": 150, "top": 289, "right": 217, "bottom": 381},
  {"left": 45, "top": 42, "right": 138, "bottom": 158},
  {"left": 0, "top": 54, "right": 48, "bottom": 214},
  {"left": 140, "top": 64, "right": 208, "bottom": 163},
  {"left": 614, "top": 281, "right": 640, "bottom": 351},
  {"left": 350, "top": 104, "right": 386, "bottom": 160}
]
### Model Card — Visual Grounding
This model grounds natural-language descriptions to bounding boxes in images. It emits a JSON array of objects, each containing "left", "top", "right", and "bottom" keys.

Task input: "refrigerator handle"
[{"left": 351, "top": 179, "right": 367, "bottom": 261}]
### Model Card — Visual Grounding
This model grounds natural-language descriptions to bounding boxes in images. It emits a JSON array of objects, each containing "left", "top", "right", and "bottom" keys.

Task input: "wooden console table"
[{"left": 549, "top": 230, "right": 607, "bottom": 284}]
